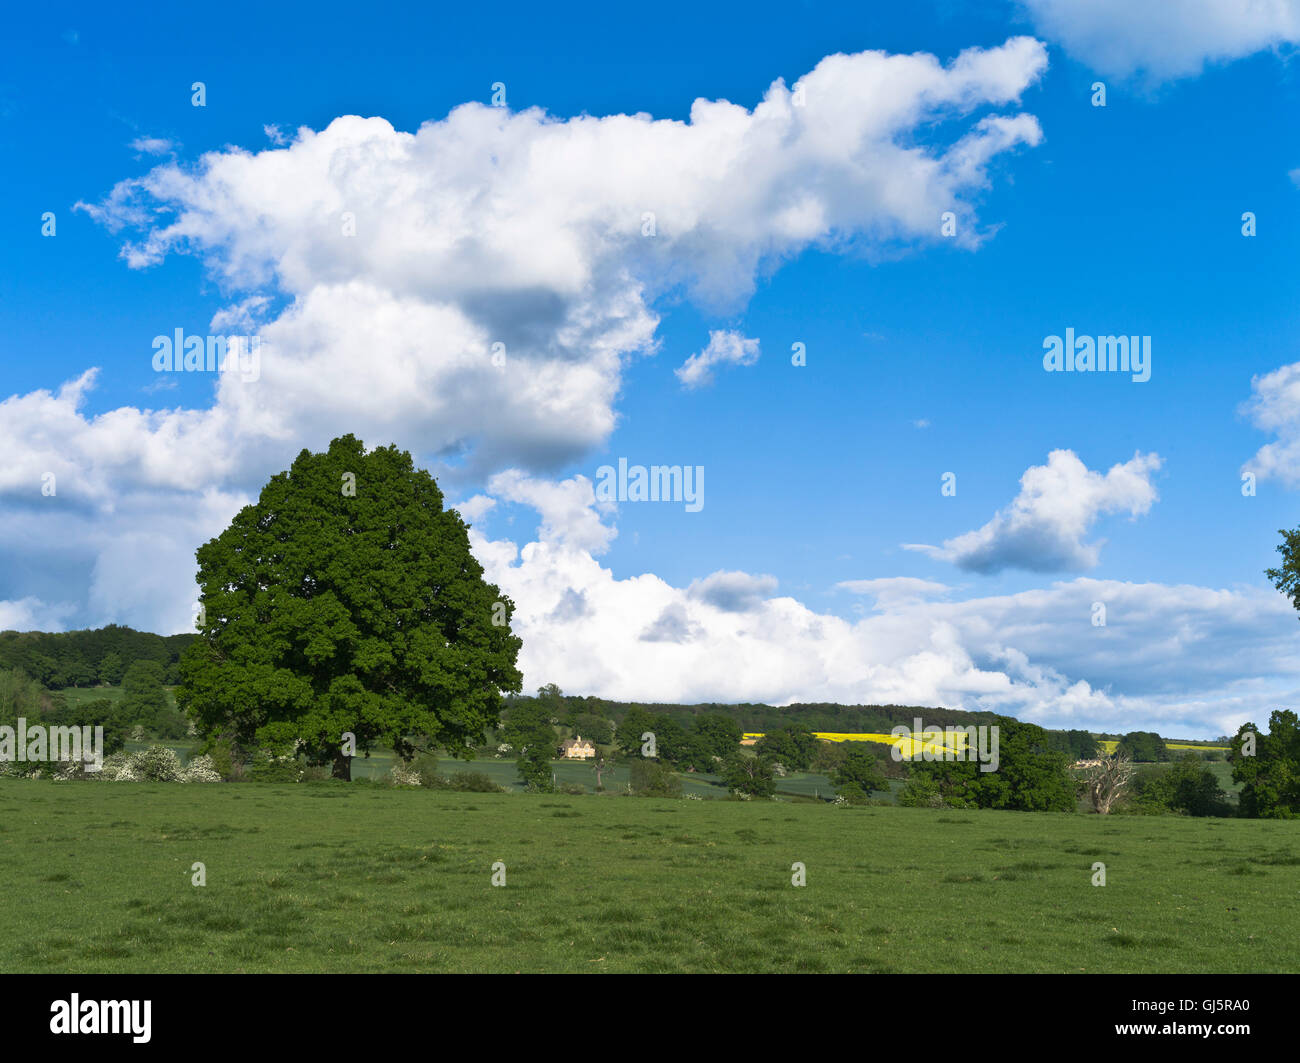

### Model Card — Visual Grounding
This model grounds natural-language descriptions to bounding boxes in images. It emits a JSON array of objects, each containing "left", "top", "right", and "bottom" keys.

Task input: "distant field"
[
  {"left": 1, "top": 781, "right": 1294, "bottom": 973},
  {"left": 58, "top": 684, "right": 179, "bottom": 711},
  {"left": 745, "top": 731, "right": 965, "bottom": 757},
  {"left": 1099, "top": 739, "right": 1231, "bottom": 754},
  {"left": 58, "top": 685, "right": 125, "bottom": 708}
]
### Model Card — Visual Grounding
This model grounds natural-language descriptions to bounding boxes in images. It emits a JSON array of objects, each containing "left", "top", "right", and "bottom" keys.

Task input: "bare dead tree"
[{"left": 1087, "top": 752, "right": 1135, "bottom": 814}]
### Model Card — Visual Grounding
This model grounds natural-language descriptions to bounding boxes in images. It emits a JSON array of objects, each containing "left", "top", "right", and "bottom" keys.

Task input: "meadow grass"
[
  {"left": 0, "top": 780, "right": 1294, "bottom": 973},
  {"left": 57, "top": 685, "right": 127, "bottom": 709}
]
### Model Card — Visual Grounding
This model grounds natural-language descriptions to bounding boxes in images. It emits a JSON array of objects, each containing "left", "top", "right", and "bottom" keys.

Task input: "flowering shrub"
[
  {"left": 98, "top": 752, "right": 131, "bottom": 780},
  {"left": 100, "top": 747, "right": 218, "bottom": 783},
  {"left": 129, "top": 745, "right": 182, "bottom": 782},
  {"left": 180, "top": 754, "right": 222, "bottom": 783}
]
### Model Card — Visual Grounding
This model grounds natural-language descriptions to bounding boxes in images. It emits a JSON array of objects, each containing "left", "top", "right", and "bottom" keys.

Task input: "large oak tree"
[{"left": 177, "top": 435, "right": 522, "bottom": 778}]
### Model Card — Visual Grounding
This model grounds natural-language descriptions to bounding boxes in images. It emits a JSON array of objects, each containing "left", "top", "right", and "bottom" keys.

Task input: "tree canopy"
[
  {"left": 177, "top": 435, "right": 522, "bottom": 778},
  {"left": 1231, "top": 710, "right": 1300, "bottom": 818},
  {"left": 1116, "top": 731, "right": 1168, "bottom": 763},
  {"left": 899, "top": 717, "right": 1075, "bottom": 812}
]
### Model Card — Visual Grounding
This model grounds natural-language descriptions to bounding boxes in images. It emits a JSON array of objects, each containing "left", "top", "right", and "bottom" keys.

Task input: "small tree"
[
  {"left": 833, "top": 745, "right": 887, "bottom": 796},
  {"left": 591, "top": 751, "right": 616, "bottom": 792},
  {"left": 721, "top": 752, "right": 775, "bottom": 798},
  {"left": 629, "top": 759, "right": 681, "bottom": 797},
  {"left": 516, "top": 725, "right": 555, "bottom": 792}
]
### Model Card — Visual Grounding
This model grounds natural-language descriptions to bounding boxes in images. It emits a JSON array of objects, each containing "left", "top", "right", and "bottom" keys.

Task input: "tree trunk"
[{"left": 333, "top": 750, "right": 352, "bottom": 781}]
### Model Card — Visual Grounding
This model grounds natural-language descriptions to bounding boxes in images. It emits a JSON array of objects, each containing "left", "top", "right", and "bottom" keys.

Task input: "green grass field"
[
  {"left": 57, "top": 685, "right": 126, "bottom": 708},
  {"left": 1, "top": 780, "right": 1294, "bottom": 973}
]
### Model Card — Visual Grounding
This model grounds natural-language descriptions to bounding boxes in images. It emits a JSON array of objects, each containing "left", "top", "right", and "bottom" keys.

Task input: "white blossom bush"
[
  {"left": 112, "top": 760, "right": 140, "bottom": 782},
  {"left": 180, "top": 754, "right": 222, "bottom": 783},
  {"left": 126, "top": 745, "right": 182, "bottom": 782},
  {"left": 98, "top": 752, "right": 130, "bottom": 780},
  {"left": 771, "top": 762, "right": 788, "bottom": 778},
  {"left": 390, "top": 763, "right": 421, "bottom": 787}
]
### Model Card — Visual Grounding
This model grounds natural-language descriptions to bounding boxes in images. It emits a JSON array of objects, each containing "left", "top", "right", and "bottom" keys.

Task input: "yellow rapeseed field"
[{"left": 743, "top": 731, "right": 968, "bottom": 757}]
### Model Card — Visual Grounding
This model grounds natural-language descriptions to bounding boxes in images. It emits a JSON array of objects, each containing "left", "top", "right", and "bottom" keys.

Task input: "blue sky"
[{"left": 3, "top": 1, "right": 1300, "bottom": 737}]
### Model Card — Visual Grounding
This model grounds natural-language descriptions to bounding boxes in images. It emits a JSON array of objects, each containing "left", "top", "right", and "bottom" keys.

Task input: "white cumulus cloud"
[
  {"left": 1020, "top": 0, "right": 1300, "bottom": 80},
  {"left": 906, "top": 449, "right": 1162, "bottom": 573},
  {"left": 1242, "top": 361, "right": 1300, "bottom": 487},
  {"left": 465, "top": 478, "right": 1300, "bottom": 736},
  {"left": 675, "top": 330, "right": 760, "bottom": 389},
  {"left": 0, "top": 37, "right": 1050, "bottom": 632}
]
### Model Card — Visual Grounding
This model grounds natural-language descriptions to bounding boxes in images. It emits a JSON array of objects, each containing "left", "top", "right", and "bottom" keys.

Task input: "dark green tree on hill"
[
  {"left": 616, "top": 706, "right": 657, "bottom": 758},
  {"left": 177, "top": 435, "right": 523, "bottom": 779},
  {"left": 898, "top": 717, "right": 1074, "bottom": 812},
  {"left": 1231, "top": 710, "right": 1300, "bottom": 818},
  {"left": 1116, "top": 731, "right": 1168, "bottom": 763},
  {"left": 754, "top": 726, "right": 819, "bottom": 771},
  {"left": 832, "top": 744, "right": 888, "bottom": 801}
]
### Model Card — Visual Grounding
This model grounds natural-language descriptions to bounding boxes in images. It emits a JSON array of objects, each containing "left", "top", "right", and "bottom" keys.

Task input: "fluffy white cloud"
[
  {"left": 484, "top": 470, "right": 618, "bottom": 555},
  {"left": 467, "top": 478, "right": 1300, "bottom": 736},
  {"left": 0, "top": 37, "right": 1051, "bottom": 634},
  {"left": 675, "top": 330, "right": 760, "bottom": 389},
  {"left": 906, "top": 450, "right": 1162, "bottom": 573},
  {"left": 63, "top": 36, "right": 1045, "bottom": 487},
  {"left": 1021, "top": 0, "right": 1300, "bottom": 80},
  {"left": 1242, "top": 361, "right": 1300, "bottom": 486}
]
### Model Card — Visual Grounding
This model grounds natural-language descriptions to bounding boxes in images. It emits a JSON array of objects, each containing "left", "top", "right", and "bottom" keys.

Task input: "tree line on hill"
[
  {"left": 543, "top": 693, "right": 1003, "bottom": 737},
  {"left": 0, "top": 625, "right": 197, "bottom": 689}
]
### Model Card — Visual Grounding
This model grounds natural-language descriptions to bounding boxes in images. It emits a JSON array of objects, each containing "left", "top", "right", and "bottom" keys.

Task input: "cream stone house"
[{"left": 559, "top": 736, "right": 596, "bottom": 760}]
